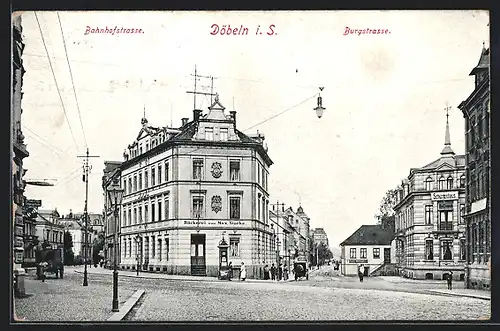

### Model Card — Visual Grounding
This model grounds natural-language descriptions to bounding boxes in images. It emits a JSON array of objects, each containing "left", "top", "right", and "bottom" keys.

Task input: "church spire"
[{"left": 441, "top": 103, "right": 455, "bottom": 156}]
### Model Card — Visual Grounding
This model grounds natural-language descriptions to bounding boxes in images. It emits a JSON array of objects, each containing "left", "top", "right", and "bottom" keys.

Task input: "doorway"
[
  {"left": 384, "top": 248, "right": 391, "bottom": 263},
  {"left": 190, "top": 234, "right": 206, "bottom": 276}
]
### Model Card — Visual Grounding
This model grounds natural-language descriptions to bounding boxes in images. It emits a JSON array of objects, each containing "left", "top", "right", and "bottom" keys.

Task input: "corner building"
[
  {"left": 119, "top": 96, "right": 273, "bottom": 278},
  {"left": 394, "top": 114, "right": 466, "bottom": 281}
]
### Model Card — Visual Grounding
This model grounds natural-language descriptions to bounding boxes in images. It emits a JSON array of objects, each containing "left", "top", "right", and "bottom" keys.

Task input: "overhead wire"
[
  {"left": 57, "top": 12, "right": 88, "bottom": 149},
  {"left": 22, "top": 124, "right": 64, "bottom": 154},
  {"left": 34, "top": 11, "right": 81, "bottom": 154}
]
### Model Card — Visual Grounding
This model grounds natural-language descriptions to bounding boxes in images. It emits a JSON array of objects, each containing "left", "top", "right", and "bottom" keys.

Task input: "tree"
[
  {"left": 374, "top": 188, "right": 399, "bottom": 223},
  {"left": 92, "top": 231, "right": 105, "bottom": 264},
  {"left": 313, "top": 242, "right": 333, "bottom": 265},
  {"left": 63, "top": 231, "right": 75, "bottom": 265}
]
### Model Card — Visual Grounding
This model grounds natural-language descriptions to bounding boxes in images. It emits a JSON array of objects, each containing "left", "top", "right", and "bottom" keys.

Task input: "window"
[
  {"left": 128, "top": 178, "right": 132, "bottom": 193},
  {"left": 447, "top": 176, "right": 454, "bottom": 190},
  {"left": 152, "top": 168, "right": 156, "bottom": 186},
  {"left": 438, "top": 177, "right": 446, "bottom": 190},
  {"left": 193, "top": 197, "right": 204, "bottom": 219},
  {"left": 123, "top": 240, "right": 127, "bottom": 257},
  {"left": 479, "top": 222, "right": 484, "bottom": 254},
  {"left": 360, "top": 248, "right": 367, "bottom": 259},
  {"left": 158, "top": 239, "right": 162, "bottom": 261},
  {"left": 129, "top": 240, "right": 132, "bottom": 257},
  {"left": 230, "top": 237, "right": 240, "bottom": 257},
  {"left": 230, "top": 197, "right": 241, "bottom": 219},
  {"left": 425, "top": 205, "right": 433, "bottom": 225},
  {"left": 165, "top": 162, "right": 169, "bottom": 181},
  {"left": 138, "top": 173, "right": 142, "bottom": 190},
  {"left": 151, "top": 236, "right": 155, "bottom": 258},
  {"left": 158, "top": 201, "right": 162, "bottom": 221},
  {"left": 128, "top": 209, "right": 132, "bottom": 226},
  {"left": 460, "top": 239, "right": 466, "bottom": 261},
  {"left": 425, "top": 177, "right": 433, "bottom": 191},
  {"left": 165, "top": 238, "right": 170, "bottom": 261},
  {"left": 439, "top": 210, "right": 453, "bottom": 230},
  {"left": 138, "top": 206, "right": 142, "bottom": 224},
  {"left": 460, "top": 175, "right": 465, "bottom": 188},
  {"left": 441, "top": 240, "right": 453, "bottom": 260},
  {"left": 205, "top": 127, "right": 214, "bottom": 140},
  {"left": 145, "top": 171, "right": 149, "bottom": 188},
  {"left": 164, "top": 196, "right": 169, "bottom": 220},
  {"left": 145, "top": 205, "right": 149, "bottom": 222},
  {"left": 123, "top": 180, "right": 127, "bottom": 195},
  {"left": 459, "top": 204, "right": 465, "bottom": 224},
  {"left": 230, "top": 161, "right": 240, "bottom": 181},
  {"left": 220, "top": 128, "right": 228, "bottom": 141},
  {"left": 158, "top": 165, "right": 162, "bottom": 183},
  {"left": 151, "top": 202, "right": 155, "bottom": 222},
  {"left": 133, "top": 175, "right": 137, "bottom": 192},
  {"left": 349, "top": 248, "right": 356, "bottom": 259},
  {"left": 373, "top": 248, "right": 380, "bottom": 259},
  {"left": 257, "top": 166, "right": 261, "bottom": 185},
  {"left": 425, "top": 240, "right": 434, "bottom": 260},
  {"left": 134, "top": 208, "right": 137, "bottom": 224},
  {"left": 193, "top": 159, "right": 203, "bottom": 180}
]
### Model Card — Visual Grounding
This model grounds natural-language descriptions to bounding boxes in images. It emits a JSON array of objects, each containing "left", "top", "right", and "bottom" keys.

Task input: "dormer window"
[
  {"left": 220, "top": 128, "right": 228, "bottom": 141},
  {"left": 139, "top": 145, "right": 143, "bottom": 155},
  {"left": 205, "top": 127, "right": 214, "bottom": 141}
]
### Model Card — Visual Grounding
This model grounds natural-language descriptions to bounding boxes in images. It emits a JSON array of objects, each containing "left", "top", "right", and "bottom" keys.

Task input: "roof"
[
  {"left": 35, "top": 214, "right": 65, "bottom": 229},
  {"left": 470, "top": 46, "right": 490, "bottom": 75},
  {"left": 420, "top": 154, "right": 465, "bottom": 171},
  {"left": 340, "top": 224, "right": 394, "bottom": 246}
]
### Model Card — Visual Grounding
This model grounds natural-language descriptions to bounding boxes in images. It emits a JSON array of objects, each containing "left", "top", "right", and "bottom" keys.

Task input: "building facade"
[
  {"left": 393, "top": 114, "right": 466, "bottom": 281},
  {"left": 116, "top": 96, "right": 273, "bottom": 278},
  {"left": 312, "top": 228, "right": 329, "bottom": 247},
  {"left": 340, "top": 222, "right": 395, "bottom": 276},
  {"left": 458, "top": 45, "right": 491, "bottom": 290},
  {"left": 35, "top": 213, "right": 65, "bottom": 250},
  {"left": 59, "top": 212, "right": 93, "bottom": 259},
  {"left": 12, "top": 15, "right": 29, "bottom": 293}
]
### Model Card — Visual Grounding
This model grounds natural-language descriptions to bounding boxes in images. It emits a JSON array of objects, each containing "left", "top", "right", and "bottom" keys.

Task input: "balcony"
[{"left": 438, "top": 223, "right": 453, "bottom": 231}]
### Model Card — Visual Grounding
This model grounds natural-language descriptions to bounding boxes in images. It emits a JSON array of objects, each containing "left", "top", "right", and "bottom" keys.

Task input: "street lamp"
[
  {"left": 135, "top": 234, "right": 141, "bottom": 276},
  {"left": 107, "top": 180, "right": 124, "bottom": 312},
  {"left": 314, "top": 87, "right": 326, "bottom": 119}
]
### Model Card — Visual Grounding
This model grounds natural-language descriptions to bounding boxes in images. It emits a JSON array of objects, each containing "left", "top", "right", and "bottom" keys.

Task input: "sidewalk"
[
  {"left": 70, "top": 266, "right": 294, "bottom": 283},
  {"left": 425, "top": 288, "right": 491, "bottom": 301}
]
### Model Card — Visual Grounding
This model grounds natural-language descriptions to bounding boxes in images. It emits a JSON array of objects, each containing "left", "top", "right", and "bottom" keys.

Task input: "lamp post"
[
  {"left": 314, "top": 87, "right": 326, "bottom": 119},
  {"left": 107, "top": 180, "right": 124, "bottom": 312},
  {"left": 135, "top": 234, "right": 141, "bottom": 276}
]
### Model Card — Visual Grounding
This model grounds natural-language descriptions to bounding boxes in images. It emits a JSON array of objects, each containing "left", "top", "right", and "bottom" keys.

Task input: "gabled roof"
[
  {"left": 470, "top": 46, "right": 490, "bottom": 76},
  {"left": 419, "top": 154, "right": 465, "bottom": 171},
  {"left": 340, "top": 224, "right": 394, "bottom": 246}
]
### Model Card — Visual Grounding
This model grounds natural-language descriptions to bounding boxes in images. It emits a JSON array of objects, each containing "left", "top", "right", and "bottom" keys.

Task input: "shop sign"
[
  {"left": 431, "top": 191, "right": 458, "bottom": 201},
  {"left": 25, "top": 199, "right": 42, "bottom": 208},
  {"left": 438, "top": 200, "right": 454, "bottom": 210},
  {"left": 15, "top": 251, "right": 24, "bottom": 263},
  {"left": 348, "top": 259, "right": 368, "bottom": 264},
  {"left": 182, "top": 220, "right": 246, "bottom": 227}
]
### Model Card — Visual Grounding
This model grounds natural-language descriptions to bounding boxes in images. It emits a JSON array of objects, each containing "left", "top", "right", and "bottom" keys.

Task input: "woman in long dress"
[{"left": 240, "top": 262, "right": 247, "bottom": 281}]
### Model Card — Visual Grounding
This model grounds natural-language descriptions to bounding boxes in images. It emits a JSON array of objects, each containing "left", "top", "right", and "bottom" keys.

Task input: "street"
[{"left": 13, "top": 266, "right": 490, "bottom": 322}]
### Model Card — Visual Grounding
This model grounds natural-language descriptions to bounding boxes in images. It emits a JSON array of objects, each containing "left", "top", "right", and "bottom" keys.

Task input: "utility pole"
[
  {"left": 186, "top": 66, "right": 217, "bottom": 109},
  {"left": 77, "top": 147, "right": 100, "bottom": 286}
]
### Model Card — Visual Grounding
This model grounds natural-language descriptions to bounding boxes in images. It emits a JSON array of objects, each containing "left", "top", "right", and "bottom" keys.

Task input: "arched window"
[
  {"left": 425, "top": 177, "right": 433, "bottom": 191},
  {"left": 438, "top": 177, "right": 446, "bottom": 190},
  {"left": 447, "top": 176, "right": 454, "bottom": 190},
  {"left": 460, "top": 175, "right": 465, "bottom": 188}
]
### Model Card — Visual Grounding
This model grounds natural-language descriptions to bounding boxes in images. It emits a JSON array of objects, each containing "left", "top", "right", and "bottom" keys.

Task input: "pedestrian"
[
  {"left": 358, "top": 264, "right": 364, "bottom": 283},
  {"left": 447, "top": 272, "right": 453, "bottom": 290},
  {"left": 100, "top": 258, "right": 104, "bottom": 268},
  {"left": 39, "top": 261, "right": 48, "bottom": 282},
  {"left": 240, "top": 262, "right": 246, "bottom": 281},
  {"left": 278, "top": 263, "right": 283, "bottom": 281},
  {"left": 263, "top": 264, "right": 270, "bottom": 280},
  {"left": 283, "top": 263, "right": 289, "bottom": 280},
  {"left": 271, "top": 263, "right": 276, "bottom": 281},
  {"left": 228, "top": 262, "right": 233, "bottom": 281}
]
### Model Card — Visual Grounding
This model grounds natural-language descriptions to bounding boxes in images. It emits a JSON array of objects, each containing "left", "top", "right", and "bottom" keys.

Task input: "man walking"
[
  {"left": 358, "top": 264, "right": 364, "bottom": 283},
  {"left": 447, "top": 271, "right": 453, "bottom": 290},
  {"left": 271, "top": 263, "right": 276, "bottom": 281}
]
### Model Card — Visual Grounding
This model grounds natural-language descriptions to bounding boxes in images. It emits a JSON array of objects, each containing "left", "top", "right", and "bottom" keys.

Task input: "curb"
[
  {"left": 107, "top": 289, "right": 145, "bottom": 322},
  {"left": 73, "top": 270, "right": 294, "bottom": 283},
  {"left": 426, "top": 290, "right": 491, "bottom": 301}
]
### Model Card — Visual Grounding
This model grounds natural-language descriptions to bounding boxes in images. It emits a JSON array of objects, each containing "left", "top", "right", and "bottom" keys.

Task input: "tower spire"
[{"left": 441, "top": 103, "right": 455, "bottom": 156}]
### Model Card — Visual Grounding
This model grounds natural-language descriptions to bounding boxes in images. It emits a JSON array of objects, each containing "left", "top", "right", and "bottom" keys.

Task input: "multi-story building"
[
  {"left": 102, "top": 161, "right": 122, "bottom": 265},
  {"left": 340, "top": 218, "right": 395, "bottom": 276},
  {"left": 393, "top": 113, "right": 466, "bottom": 281},
  {"left": 59, "top": 212, "right": 93, "bottom": 259},
  {"left": 458, "top": 45, "right": 491, "bottom": 290},
  {"left": 12, "top": 14, "right": 29, "bottom": 295},
  {"left": 35, "top": 213, "right": 65, "bottom": 250},
  {"left": 312, "top": 228, "right": 329, "bottom": 247},
  {"left": 284, "top": 207, "right": 308, "bottom": 259},
  {"left": 117, "top": 95, "right": 273, "bottom": 278},
  {"left": 269, "top": 203, "right": 293, "bottom": 268}
]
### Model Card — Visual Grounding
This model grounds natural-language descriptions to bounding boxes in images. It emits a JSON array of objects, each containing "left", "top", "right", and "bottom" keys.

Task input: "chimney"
[
  {"left": 193, "top": 109, "right": 202, "bottom": 122},
  {"left": 181, "top": 118, "right": 189, "bottom": 126},
  {"left": 230, "top": 111, "right": 236, "bottom": 126}
]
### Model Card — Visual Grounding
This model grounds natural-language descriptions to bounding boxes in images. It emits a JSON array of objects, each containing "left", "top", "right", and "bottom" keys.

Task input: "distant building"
[
  {"left": 59, "top": 211, "right": 93, "bottom": 259},
  {"left": 312, "top": 228, "right": 329, "bottom": 247},
  {"left": 458, "top": 44, "right": 491, "bottom": 290},
  {"left": 35, "top": 213, "right": 65, "bottom": 250},
  {"left": 393, "top": 113, "right": 466, "bottom": 281},
  {"left": 102, "top": 161, "right": 122, "bottom": 265},
  {"left": 340, "top": 219, "right": 395, "bottom": 276}
]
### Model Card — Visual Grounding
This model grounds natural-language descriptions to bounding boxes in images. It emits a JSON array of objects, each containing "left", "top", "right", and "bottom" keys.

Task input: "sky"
[{"left": 18, "top": 10, "right": 489, "bottom": 252}]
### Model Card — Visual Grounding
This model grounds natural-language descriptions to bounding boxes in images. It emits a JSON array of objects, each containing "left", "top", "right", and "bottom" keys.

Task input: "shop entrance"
[{"left": 190, "top": 234, "right": 206, "bottom": 276}]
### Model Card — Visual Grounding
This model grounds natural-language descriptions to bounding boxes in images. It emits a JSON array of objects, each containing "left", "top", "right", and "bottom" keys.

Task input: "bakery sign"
[{"left": 431, "top": 191, "right": 458, "bottom": 201}]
